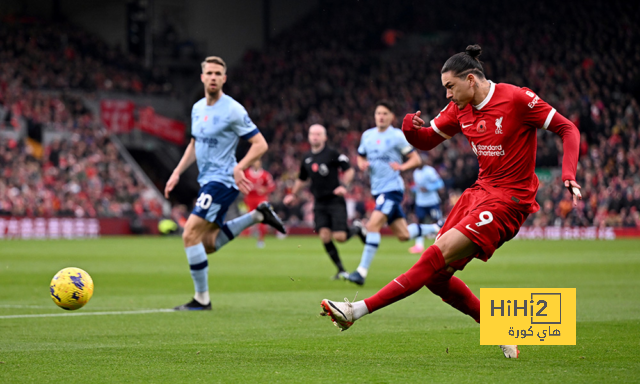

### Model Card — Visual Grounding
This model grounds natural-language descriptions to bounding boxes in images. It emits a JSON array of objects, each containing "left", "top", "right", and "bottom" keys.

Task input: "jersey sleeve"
[
  {"left": 395, "top": 129, "right": 415, "bottom": 156},
  {"left": 514, "top": 87, "right": 557, "bottom": 130},
  {"left": 230, "top": 104, "right": 260, "bottom": 139},
  {"left": 298, "top": 159, "right": 308, "bottom": 181},
  {"left": 429, "top": 102, "right": 461, "bottom": 139}
]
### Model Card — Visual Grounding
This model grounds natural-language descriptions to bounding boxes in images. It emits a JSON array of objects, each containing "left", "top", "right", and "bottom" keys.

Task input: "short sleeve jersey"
[
  {"left": 357, "top": 126, "right": 414, "bottom": 196},
  {"left": 429, "top": 82, "right": 556, "bottom": 212},
  {"left": 191, "top": 94, "right": 259, "bottom": 188},
  {"left": 299, "top": 146, "right": 350, "bottom": 201}
]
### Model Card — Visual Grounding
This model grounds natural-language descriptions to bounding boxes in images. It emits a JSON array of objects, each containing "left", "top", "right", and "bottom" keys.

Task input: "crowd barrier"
[{"left": 0, "top": 217, "right": 159, "bottom": 239}]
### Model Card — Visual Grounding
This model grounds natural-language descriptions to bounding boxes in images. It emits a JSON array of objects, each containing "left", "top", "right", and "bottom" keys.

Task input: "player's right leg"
[
  {"left": 175, "top": 181, "right": 251, "bottom": 310},
  {"left": 322, "top": 228, "right": 478, "bottom": 330},
  {"left": 175, "top": 213, "right": 217, "bottom": 310}
]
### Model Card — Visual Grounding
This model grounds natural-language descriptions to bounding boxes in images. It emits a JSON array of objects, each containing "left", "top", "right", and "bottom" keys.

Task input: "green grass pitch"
[{"left": 1, "top": 236, "right": 639, "bottom": 383}]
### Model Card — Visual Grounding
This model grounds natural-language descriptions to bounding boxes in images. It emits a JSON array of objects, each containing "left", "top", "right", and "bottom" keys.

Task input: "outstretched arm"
[
  {"left": 401, "top": 112, "right": 447, "bottom": 151},
  {"left": 546, "top": 112, "right": 581, "bottom": 206}
]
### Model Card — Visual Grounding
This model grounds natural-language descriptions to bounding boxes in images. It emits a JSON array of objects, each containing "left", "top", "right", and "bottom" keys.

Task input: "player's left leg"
[
  {"left": 210, "top": 202, "right": 285, "bottom": 252},
  {"left": 427, "top": 267, "right": 480, "bottom": 323}
]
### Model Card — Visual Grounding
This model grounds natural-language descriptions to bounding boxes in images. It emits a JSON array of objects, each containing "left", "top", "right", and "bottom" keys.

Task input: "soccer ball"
[{"left": 49, "top": 267, "right": 94, "bottom": 310}]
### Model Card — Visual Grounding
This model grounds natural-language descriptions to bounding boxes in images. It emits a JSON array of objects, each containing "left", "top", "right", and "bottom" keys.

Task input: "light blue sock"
[
  {"left": 357, "top": 232, "right": 381, "bottom": 276},
  {"left": 215, "top": 212, "right": 259, "bottom": 250},
  {"left": 185, "top": 243, "right": 208, "bottom": 293},
  {"left": 408, "top": 223, "right": 439, "bottom": 239}
]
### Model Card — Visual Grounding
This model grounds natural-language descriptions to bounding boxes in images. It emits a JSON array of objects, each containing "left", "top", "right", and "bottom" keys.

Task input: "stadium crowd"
[
  {"left": 228, "top": 0, "right": 640, "bottom": 229},
  {"left": 0, "top": 16, "right": 169, "bottom": 219},
  {"left": 0, "top": 129, "right": 164, "bottom": 219},
  {"left": 0, "top": 39, "right": 166, "bottom": 218},
  {"left": 0, "top": 16, "right": 173, "bottom": 95},
  {"left": 1, "top": 1, "right": 639, "bottom": 230}
]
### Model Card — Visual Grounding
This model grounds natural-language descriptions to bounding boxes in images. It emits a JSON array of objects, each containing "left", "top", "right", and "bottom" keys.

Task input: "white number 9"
[{"left": 476, "top": 211, "right": 493, "bottom": 227}]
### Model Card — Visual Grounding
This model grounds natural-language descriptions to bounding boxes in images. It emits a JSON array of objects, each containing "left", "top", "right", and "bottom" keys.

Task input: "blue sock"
[
  {"left": 408, "top": 223, "right": 439, "bottom": 239},
  {"left": 357, "top": 232, "right": 381, "bottom": 276},
  {"left": 215, "top": 212, "right": 258, "bottom": 250},
  {"left": 185, "top": 243, "right": 208, "bottom": 293}
]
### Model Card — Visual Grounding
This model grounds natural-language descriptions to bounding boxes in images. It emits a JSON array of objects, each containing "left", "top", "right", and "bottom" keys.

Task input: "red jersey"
[
  {"left": 430, "top": 82, "right": 557, "bottom": 213},
  {"left": 244, "top": 168, "right": 275, "bottom": 200}
]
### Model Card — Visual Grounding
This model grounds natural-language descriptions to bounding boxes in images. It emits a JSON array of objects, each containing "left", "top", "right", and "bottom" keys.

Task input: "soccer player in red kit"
[
  {"left": 244, "top": 159, "right": 276, "bottom": 247},
  {"left": 320, "top": 45, "right": 582, "bottom": 359}
]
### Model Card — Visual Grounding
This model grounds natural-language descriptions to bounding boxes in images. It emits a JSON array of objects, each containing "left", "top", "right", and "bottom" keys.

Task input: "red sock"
[
  {"left": 427, "top": 270, "right": 480, "bottom": 323},
  {"left": 364, "top": 245, "right": 446, "bottom": 313},
  {"left": 258, "top": 224, "right": 267, "bottom": 241}
]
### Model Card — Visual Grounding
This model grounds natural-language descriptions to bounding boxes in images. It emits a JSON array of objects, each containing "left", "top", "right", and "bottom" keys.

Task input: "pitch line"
[{"left": 0, "top": 308, "right": 175, "bottom": 319}]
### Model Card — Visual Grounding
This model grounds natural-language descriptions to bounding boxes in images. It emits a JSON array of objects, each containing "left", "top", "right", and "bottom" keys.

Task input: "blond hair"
[{"left": 201, "top": 56, "right": 227, "bottom": 72}]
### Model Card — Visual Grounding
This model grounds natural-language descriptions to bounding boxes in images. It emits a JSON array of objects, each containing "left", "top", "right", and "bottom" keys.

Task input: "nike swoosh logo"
[
  {"left": 462, "top": 123, "right": 473, "bottom": 129},
  {"left": 328, "top": 301, "right": 347, "bottom": 319},
  {"left": 465, "top": 224, "right": 480, "bottom": 234}
]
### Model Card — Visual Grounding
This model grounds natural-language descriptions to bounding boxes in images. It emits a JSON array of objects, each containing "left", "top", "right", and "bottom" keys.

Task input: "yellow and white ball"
[{"left": 49, "top": 267, "right": 94, "bottom": 310}]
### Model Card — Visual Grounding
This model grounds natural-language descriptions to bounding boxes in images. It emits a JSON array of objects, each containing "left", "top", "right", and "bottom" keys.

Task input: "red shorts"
[
  {"left": 244, "top": 197, "right": 267, "bottom": 211},
  {"left": 439, "top": 185, "right": 529, "bottom": 271}
]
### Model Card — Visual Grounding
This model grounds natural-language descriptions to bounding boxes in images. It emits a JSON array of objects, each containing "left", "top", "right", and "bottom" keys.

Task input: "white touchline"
[{"left": 0, "top": 309, "right": 175, "bottom": 320}]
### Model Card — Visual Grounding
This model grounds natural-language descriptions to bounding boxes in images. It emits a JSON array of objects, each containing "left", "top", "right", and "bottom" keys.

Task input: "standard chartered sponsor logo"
[{"left": 471, "top": 141, "right": 505, "bottom": 157}]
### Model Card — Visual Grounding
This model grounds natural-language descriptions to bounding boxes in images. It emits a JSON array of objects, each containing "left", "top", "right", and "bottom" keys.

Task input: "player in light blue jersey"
[
  {"left": 409, "top": 154, "right": 444, "bottom": 254},
  {"left": 348, "top": 101, "right": 440, "bottom": 285},
  {"left": 164, "top": 56, "right": 286, "bottom": 310}
]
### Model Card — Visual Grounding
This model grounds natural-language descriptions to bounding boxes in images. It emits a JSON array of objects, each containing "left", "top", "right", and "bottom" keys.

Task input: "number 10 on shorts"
[{"left": 480, "top": 288, "right": 576, "bottom": 345}]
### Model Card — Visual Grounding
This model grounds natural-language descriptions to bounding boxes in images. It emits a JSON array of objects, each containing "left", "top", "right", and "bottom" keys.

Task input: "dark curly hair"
[{"left": 441, "top": 44, "right": 485, "bottom": 79}]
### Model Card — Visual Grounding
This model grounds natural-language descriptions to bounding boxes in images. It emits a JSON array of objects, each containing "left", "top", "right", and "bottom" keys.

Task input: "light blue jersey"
[
  {"left": 357, "top": 126, "right": 414, "bottom": 195},
  {"left": 191, "top": 94, "right": 259, "bottom": 188},
  {"left": 412, "top": 165, "right": 444, "bottom": 207}
]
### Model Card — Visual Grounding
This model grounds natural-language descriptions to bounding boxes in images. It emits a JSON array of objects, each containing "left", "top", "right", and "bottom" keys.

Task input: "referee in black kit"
[{"left": 284, "top": 124, "right": 366, "bottom": 279}]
